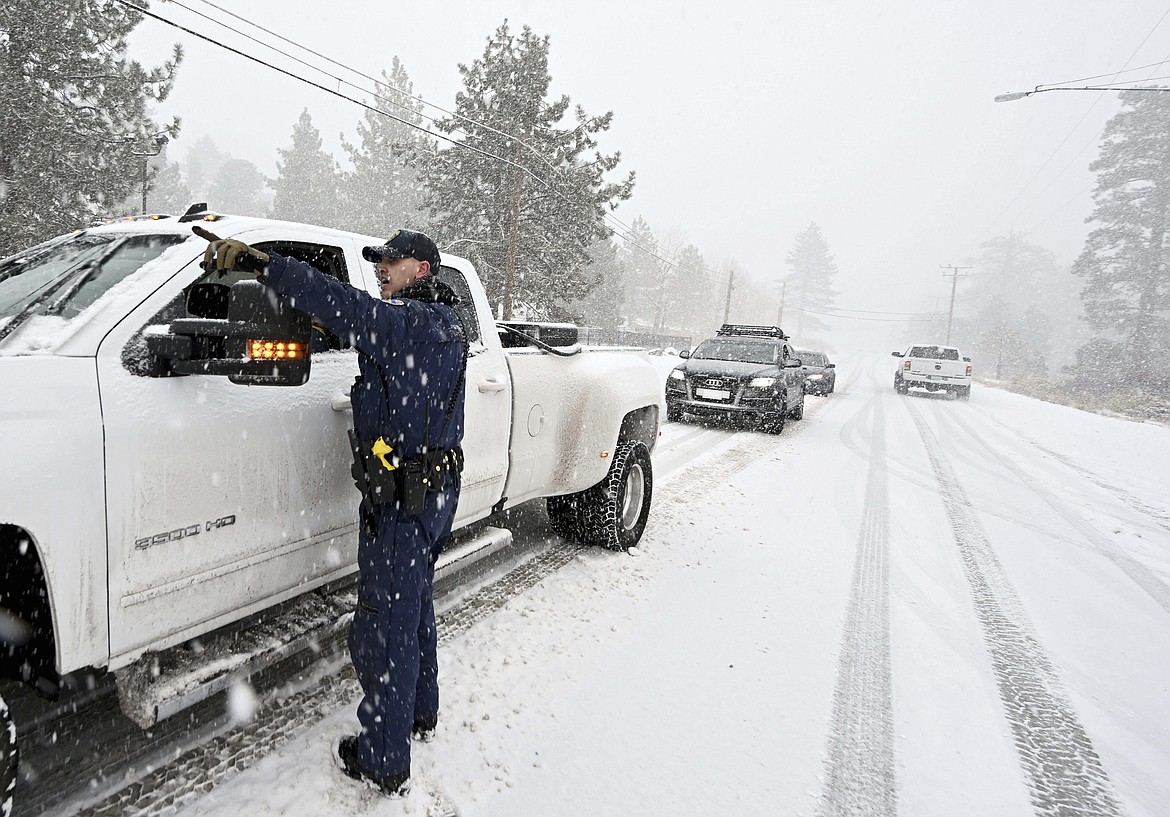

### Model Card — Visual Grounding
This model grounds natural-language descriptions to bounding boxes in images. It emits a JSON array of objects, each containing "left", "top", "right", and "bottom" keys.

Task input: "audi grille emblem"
[{"left": 704, "top": 379, "right": 723, "bottom": 387}]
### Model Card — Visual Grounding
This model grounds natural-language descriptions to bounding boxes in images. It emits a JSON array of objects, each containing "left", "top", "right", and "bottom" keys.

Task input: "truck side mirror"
[{"left": 146, "top": 280, "right": 312, "bottom": 386}]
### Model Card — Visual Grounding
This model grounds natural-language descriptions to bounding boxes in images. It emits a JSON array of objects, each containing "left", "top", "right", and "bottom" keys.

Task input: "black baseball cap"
[{"left": 362, "top": 229, "right": 441, "bottom": 269}]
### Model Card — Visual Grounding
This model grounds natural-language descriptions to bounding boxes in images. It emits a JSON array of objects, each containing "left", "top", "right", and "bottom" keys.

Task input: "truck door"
[{"left": 97, "top": 233, "right": 360, "bottom": 660}]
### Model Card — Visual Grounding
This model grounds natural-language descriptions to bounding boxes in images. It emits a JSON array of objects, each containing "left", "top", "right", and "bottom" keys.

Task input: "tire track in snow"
[
  {"left": 905, "top": 400, "right": 1125, "bottom": 817},
  {"left": 818, "top": 391, "right": 896, "bottom": 817},
  {"left": 979, "top": 412, "right": 1170, "bottom": 534},
  {"left": 939, "top": 408, "right": 1170, "bottom": 617}
]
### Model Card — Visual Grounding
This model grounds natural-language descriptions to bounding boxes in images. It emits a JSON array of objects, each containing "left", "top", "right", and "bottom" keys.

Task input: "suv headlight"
[
  {"left": 749, "top": 377, "right": 776, "bottom": 388},
  {"left": 669, "top": 369, "right": 685, "bottom": 381}
]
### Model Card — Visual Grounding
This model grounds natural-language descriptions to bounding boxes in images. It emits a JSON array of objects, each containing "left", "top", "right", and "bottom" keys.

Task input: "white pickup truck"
[
  {"left": 891, "top": 343, "right": 972, "bottom": 399},
  {"left": 0, "top": 210, "right": 660, "bottom": 809}
]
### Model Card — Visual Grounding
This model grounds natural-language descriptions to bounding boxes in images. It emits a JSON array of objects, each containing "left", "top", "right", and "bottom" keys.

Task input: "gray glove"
[{"left": 193, "top": 226, "right": 270, "bottom": 274}]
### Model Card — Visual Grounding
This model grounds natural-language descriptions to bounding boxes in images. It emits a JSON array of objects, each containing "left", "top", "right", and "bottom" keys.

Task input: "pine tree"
[
  {"left": 1073, "top": 89, "right": 1170, "bottom": 395},
  {"left": 618, "top": 216, "right": 661, "bottom": 328},
  {"left": 783, "top": 222, "right": 839, "bottom": 337},
  {"left": 962, "top": 232, "right": 1067, "bottom": 374},
  {"left": 270, "top": 109, "right": 342, "bottom": 228},
  {"left": 340, "top": 59, "right": 430, "bottom": 237},
  {"left": 143, "top": 146, "right": 191, "bottom": 215},
  {"left": 420, "top": 20, "right": 634, "bottom": 319},
  {"left": 572, "top": 237, "right": 625, "bottom": 330},
  {"left": 0, "top": 0, "right": 182, "bottom": 255},
  {"left": 210, "top": 159, "right": 267, "bottom": 217},
  {"left": 183, "top": 135, "right": 229, "bottom": 202}
]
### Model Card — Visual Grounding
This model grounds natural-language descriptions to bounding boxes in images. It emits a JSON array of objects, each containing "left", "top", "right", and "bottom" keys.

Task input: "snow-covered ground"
[{"left": 173, "top": 355, "right": 1170, "bottom": 817}]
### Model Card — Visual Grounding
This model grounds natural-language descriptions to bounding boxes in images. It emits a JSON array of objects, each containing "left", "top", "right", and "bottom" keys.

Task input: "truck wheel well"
[
  {"left": 618, "top": 406, "right": 659, "bottom": 451},
  {"left": 0, "top": 526, "right": 57, "bottom": 692}
]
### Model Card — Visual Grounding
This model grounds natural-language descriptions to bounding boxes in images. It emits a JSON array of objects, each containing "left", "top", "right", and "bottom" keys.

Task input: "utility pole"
[
  {"left": 723, "top": 267, "right": 736, "bottom": 324},
  {"left": 503, "top": 138, "right": 525, "bottom": 321},
  {"left": 129, "top": 134, "right": 168, "bottom": 214},
  {"left": 940, "top": 264, "right": 970, "bottom": 344},
  {"left": 776, "top": 281, "right": 787, "bottom": 329}
]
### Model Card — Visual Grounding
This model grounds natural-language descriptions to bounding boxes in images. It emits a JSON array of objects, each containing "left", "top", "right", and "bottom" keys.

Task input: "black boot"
[
  {"left": 412, "top": 713, "right": 438, "bottom": 743},
  {"left": 336, "top": 735, "right": 410, "bottom": 797}
]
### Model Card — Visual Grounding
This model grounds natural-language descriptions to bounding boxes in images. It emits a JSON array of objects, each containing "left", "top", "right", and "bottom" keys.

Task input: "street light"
[
  {"left": 129, "top": 134, "right": 169, "bottom": 214},
  {"left": 995, "top": 85, "right": 1170, "bottom": 102}
]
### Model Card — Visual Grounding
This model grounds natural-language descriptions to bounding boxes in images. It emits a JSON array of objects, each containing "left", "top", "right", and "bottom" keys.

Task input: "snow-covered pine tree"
[
  {"left": 1073, "top": 89, "right": 1170, "bottom": 395},
  {"left": 340, "top": 59, "right": 431, "bottom": 238},
  {"left": 783, "top": 222, "right": 840, "bottom": 337},
  {"left": 269, "top": 109, "right": 343, "bottom": 228},
  {"left": 420, "top": 21, "right": 634, "bottom": 319},
  {"left": 0, "top": 0, "right": 182, "bottom": 255}
]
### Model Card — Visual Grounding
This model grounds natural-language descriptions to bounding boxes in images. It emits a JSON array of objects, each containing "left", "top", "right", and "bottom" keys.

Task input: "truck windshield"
[
  {"left": 0, "top": 232, "right": 186, "bottom": 323},
  {"left": 691, "top": 339, "right": 778, "bottom": 364}
]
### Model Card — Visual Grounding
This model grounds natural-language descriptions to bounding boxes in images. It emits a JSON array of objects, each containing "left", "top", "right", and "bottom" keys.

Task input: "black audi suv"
[{"left": 664, "top": 325, "right": 806, "bottom": 434}]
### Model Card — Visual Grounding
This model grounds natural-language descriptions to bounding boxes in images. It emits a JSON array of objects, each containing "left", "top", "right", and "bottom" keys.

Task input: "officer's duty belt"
[{"left": 348, "top": 431, "right": 463, "bottom": 516}]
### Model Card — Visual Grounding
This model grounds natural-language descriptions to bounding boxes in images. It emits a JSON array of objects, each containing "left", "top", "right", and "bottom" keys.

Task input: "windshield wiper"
[{"left": 0, "top": 237, "right": 127, "bottom": 347}]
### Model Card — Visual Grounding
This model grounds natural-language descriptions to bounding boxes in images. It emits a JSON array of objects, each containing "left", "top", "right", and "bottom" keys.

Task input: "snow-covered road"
[{"left": 94, "top": 356, "right": 1170, "bottom": 817}]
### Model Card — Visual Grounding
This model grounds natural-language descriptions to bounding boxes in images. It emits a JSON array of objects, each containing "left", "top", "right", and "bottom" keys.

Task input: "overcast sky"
[{"left": 129, "top": 0, "right": 1170, "bottom": 345}]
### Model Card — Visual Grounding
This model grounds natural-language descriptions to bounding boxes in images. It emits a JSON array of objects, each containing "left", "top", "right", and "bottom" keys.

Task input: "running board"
[
  {"left": 435, "top": 525, "right": 513, "bottom": 582},
  {"left": 116, "top": 526, "right": 513, "bottom": 729}
]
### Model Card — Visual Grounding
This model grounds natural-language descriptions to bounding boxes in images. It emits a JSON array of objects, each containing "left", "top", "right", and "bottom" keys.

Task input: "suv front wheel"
[
  {"left": 788, "top": 392, "right": 805, "bottom": 420},
  {"left": 759, "top": 392, "right": 787, "bottom": 434}
]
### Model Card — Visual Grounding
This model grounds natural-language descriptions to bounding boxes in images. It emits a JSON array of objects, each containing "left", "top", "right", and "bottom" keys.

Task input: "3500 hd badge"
[{"left": 134, "top": 515, "right": 237, "bottom": 550}]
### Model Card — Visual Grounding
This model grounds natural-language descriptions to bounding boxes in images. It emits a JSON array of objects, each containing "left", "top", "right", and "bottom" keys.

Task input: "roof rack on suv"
[{"left": 716, "top": 324, "right": 789, "bottom": 340}]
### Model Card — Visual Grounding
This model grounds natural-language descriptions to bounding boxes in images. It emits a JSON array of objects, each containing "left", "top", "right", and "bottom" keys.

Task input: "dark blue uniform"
[{"left": 264, "top": 253, "right": 465, "bottom": 783}]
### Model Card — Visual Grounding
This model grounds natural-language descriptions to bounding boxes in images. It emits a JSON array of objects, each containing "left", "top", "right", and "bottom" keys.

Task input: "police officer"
[{"left": 196, "top": 227, "right": 466, "bottom": 797}]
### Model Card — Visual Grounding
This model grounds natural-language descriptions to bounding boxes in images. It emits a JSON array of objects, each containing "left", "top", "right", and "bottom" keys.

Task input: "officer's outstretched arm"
[{"left": 262, "top": 253, "right": 427, "bottom": 357}]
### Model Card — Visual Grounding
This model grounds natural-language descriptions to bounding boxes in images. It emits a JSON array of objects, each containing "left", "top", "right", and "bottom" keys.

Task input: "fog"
[{"left": 126, "top": 0, "right": 1169, "bottom": 354}]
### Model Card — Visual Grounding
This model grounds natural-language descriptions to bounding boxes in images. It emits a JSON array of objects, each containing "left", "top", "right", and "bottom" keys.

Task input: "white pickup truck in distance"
[
  {"left": 892, "top": 343, "right": 972, "bottom": 399},
  {"left": 0, "top": 210, "right": 660, "bottom": 809}
]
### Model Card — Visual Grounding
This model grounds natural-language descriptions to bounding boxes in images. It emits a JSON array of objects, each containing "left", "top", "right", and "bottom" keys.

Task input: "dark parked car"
[
  {"left": 665, "top": 324, "right": 805, "bottom": 434},
  {"left": 796, "top": 349, "right": 836, "bottom": 395}
]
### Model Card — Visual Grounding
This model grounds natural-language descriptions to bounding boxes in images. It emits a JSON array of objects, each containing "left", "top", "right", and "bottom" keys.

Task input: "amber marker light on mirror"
[{"left": 248, "top": 340, "right": 303, "bottom": 360}]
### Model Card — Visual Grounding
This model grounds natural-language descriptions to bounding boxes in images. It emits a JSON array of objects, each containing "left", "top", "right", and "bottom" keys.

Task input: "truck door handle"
[
  {"left": 478, "top": 376, "right": 508, "bottom": 393},
  {"left": 331, "top": 395, "right": 352, "bottom": 411}
]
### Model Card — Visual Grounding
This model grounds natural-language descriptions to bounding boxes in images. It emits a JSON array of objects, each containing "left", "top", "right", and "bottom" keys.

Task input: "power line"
[
  {"left": 183, "top": 0, "right": 580, "bottom": 185},
  {"left": 179, "top": 0, "right": 668, "bottom": 271},
  {"left": 791, "top": 307, "right": 939, "bottom": 323},
  {"left": 981, "top": 5, "right": 1170, "bottom": 239},
  {"left": 114, "top": 0, "right": 697, "bottom": 282},
  {"left": 1039, "top": 57, "right": 1170, "bottom": 87},
  {"left": 826, "top": 307, "right": 945, "bottom": 316}
]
